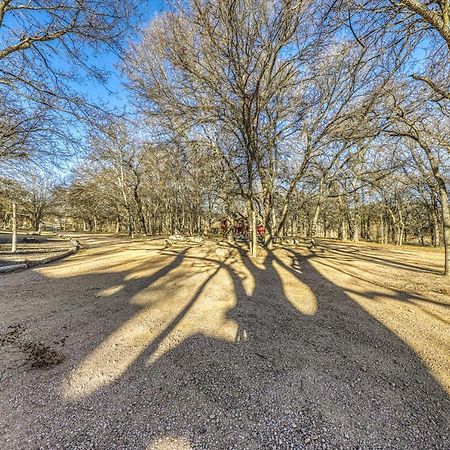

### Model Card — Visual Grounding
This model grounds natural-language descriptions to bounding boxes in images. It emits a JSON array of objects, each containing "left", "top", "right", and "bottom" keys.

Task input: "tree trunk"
[
  {"left": 263, "top": 219, "right": 274, "bottom": 249},
  {"left": 33, "top": 216, "right": 39, "bottom": 233},
  {"left": 118, "top": 164, "right": 133, "bottom": 236},
  {"left": 247, "top": 199, "right": 257, "bottom": 257},
  {"left": 337, "top": 195, "right": 348, "bottom": 240},
  {"left": 432, "top": 209, "right": 440, "bottom": 247},
  {"left": 133, "top": 187, "right": 147, "bottom": 235},
  {"left": 420, "top": 143, "right": 449, "bottom": 275},
  {"left": 439, "top": 188, "right": 450, "bottom": 276},
  {"left": 397, "top": 208, "right": 404, "bottom": 246},
  {"left": 275, "top": 200, "right": 289, "bottom": 241},
  {"left": 262, "top": 189, "right": 274, "bottom": 250},
  {"left": 353, "top": 200, "right": 360, "bottom": 242},
  {"left": 309, "top": 201, "right": 321, "bottom": 245}
]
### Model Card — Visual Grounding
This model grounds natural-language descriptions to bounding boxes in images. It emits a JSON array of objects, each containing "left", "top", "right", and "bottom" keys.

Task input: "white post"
[{"left": 11, "top": 202, "right": 17, "bottom": 253}]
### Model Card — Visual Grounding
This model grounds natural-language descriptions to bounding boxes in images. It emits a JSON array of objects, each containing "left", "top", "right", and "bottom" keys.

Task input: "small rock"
[{"left": 215, "top": 247, "right": 231, "bottom": 258}]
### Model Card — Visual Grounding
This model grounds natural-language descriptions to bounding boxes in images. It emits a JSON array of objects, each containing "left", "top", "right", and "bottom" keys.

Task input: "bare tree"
[
  {"left": 343, "top": 0, "right": 449, "bottom": 98},
  {"left": 0, "top": 0, "right": 140, "bottom": 162},
  {"left": 379, "top": 81, "right": 450, "bottom": 275},
  {"left": 126, "top": 0, "right": 309, "bottom": 254}
]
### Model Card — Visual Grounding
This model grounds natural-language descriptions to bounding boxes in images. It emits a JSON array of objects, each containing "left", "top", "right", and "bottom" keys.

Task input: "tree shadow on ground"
[
  {"left": 315, "top": 240, "right": 442, "bottom": 274},
  {"left": 0, "top": 243, "right": 449, "bottom": 449}
]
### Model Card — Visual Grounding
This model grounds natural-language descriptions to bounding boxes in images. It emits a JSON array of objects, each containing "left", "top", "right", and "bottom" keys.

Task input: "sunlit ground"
[
  {"left": 29, "top": 237, "right": 447, "bottom": 398},
  {"left": 1, "top": 235, "right": 449, "bottom": 448},
  {"left": 57, "top": 240, "right": 320, "bottom": 400}
]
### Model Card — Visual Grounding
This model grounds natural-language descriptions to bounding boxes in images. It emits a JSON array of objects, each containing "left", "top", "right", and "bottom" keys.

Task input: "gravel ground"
[
  {"left": 0, "top": 235, "right": 449, "bottom": 449},
  {"left": 0, "top": 232, "right": 73, "bottom": 267}
]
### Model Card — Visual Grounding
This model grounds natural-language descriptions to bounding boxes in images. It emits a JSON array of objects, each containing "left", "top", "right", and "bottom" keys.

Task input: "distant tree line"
[{"left": 0, "top": 0, "right": 448, "bottom": 275}]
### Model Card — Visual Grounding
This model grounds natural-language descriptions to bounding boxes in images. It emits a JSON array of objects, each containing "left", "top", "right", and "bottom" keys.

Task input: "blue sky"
[
  {"left": 1, "top": 0, "right": 166, "bottom": 114},
  {"left": 84, "top": 0, "right": 167, "bottom": 114},
  {"left": 0, "top": 0, "right": 167, "bottom": 177}
]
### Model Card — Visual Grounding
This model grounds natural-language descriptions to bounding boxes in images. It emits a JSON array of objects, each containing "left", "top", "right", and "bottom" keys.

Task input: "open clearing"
[{"left": 0, "top": 235, "right": 449, "bottom": 449}]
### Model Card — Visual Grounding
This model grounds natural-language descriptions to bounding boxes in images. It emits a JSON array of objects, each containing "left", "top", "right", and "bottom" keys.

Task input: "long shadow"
[
  {"left": 0, "top": 247, "right": 190, "bottom": 382},
  {"left": 0, "top": 243, "right": 449, "bottom": 449},
  {"left": 318, "top": 241, "right": 442, "bottom": 274},
  {"left": 311, "top": 253, "right": 450, "bottom": 307}
]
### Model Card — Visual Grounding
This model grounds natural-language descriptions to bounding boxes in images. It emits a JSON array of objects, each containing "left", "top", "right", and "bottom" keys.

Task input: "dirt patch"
[{"left": 0, "top": 323, "right": 65, "bottom": 369}]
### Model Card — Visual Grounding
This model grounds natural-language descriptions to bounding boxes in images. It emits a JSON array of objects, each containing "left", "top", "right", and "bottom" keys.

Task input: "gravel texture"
[{"left": 0, "top": 234, "right": 449, "bottom": 449}]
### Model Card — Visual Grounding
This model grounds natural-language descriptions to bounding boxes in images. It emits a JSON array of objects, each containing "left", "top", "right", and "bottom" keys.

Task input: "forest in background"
[{"left": 0, "top": 0, "right": 449, "bottom": 274}]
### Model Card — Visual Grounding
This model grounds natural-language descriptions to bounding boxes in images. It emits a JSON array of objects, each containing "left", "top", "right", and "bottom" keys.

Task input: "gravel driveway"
[{"left": 0, "top": 235, "right": 449, "bottom": 449}]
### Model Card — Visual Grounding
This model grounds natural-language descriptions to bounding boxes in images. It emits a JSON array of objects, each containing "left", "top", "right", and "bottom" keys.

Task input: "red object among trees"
[{"left": 257, "top": 224, "right": 265, "bottom": 237}]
